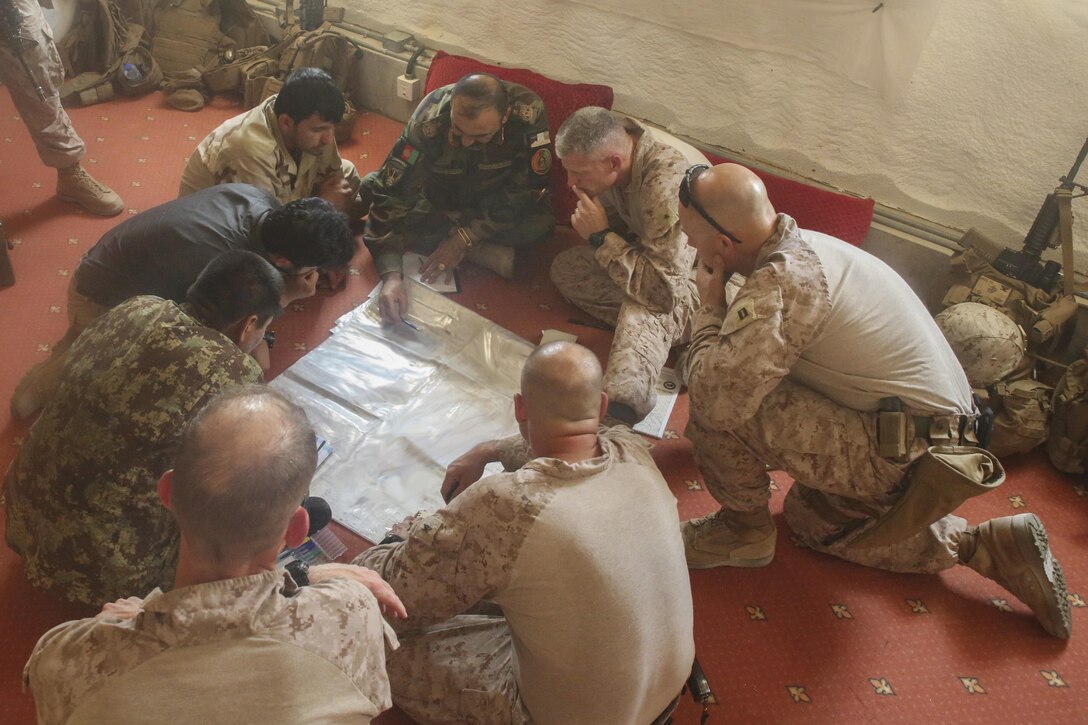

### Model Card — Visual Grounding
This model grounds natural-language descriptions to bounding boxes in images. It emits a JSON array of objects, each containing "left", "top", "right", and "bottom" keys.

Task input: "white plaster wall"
[{"left": 351, "top": 0, "right": 1088, "bottom": 266}]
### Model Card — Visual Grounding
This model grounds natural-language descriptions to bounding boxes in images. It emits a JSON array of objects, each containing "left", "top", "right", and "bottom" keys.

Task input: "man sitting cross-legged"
[
  {"left": 25, "top": 385, "right": 404, "bottom": 724},
  {"left": 357, "top": 341, "right": 694, "bottom": 724}
]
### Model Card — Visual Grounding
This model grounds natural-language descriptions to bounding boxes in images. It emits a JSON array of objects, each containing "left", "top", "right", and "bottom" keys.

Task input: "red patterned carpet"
[{"left": 0, "top": 86, "right": 1085, "bottom": 724}]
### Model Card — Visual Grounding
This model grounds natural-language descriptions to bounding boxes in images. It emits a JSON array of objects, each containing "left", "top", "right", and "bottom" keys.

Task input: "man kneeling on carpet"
[
  {"left": 356, "top": 341, "right": 695, "bottom": 724},
  {"left": 679, "top": 162, "right": 1071, "bottom": 639},
  {"left": 25, "top": 385, "right": 405, "bottom": 724}
]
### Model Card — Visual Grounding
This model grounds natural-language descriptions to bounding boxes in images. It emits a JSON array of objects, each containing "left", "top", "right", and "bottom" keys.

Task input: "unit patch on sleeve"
[{"left": 530, "top": 148, "right": 552, "bottom": 176}]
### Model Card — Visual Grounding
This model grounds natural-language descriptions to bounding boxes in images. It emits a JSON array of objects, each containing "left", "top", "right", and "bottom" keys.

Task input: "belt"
[{"left": 909, "top": 413, "right": 980, "bottom": 447}]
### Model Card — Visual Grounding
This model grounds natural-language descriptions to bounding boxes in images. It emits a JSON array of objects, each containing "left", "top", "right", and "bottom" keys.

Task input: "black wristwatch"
[
  {"left": 588, "top": 228, "right": 613, "bottom": 250},
  {"left": 285, "top": 559, "right": 310, "bottom": 587}
]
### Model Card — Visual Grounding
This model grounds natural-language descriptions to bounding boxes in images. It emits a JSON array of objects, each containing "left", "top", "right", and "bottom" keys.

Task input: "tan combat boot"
[
  {"left": 56, "top": 165, "right": 124, "bottom": 217},
  {"left": 681, "top": 507, "right": 777, "bottom": 569},
  {"left": 959, "top": 513, "right": 1071, "bottom": 639},
  {"left": 466, "top": 242, "right": 515, "bottom": 279}
]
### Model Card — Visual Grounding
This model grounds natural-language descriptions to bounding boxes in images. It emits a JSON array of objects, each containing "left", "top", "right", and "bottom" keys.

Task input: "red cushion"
[
  {"left": 704, "top": 152, "right": 874, "bottom": 246},
  {"left": 424, "top": 51, "right": 614, "bottom": 223}
]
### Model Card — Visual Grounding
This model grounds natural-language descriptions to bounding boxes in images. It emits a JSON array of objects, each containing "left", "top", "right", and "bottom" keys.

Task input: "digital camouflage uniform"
[
  {"left": 685, "top": 215, "right": 977, "bottom": 573},
  {"left": 0, "top": 0, "right": 85, "bottom": 168},
  {"left": 4, "top": 296, "right": 263, "bottom": 606},
  {"left": 358, "top": 427, "right": 694, "bottom": 725},
  {"left": 178, "top": 94, "right": 360, "bottom": 202},
  {"left": 25, "top": 571, "right": 397, "bottom": 724},
  {"left": 552, "top": 119, "right": 698, "bottom": 418},
  {"left": 363, "top": 81, "right": 555, "bottom": 277}
]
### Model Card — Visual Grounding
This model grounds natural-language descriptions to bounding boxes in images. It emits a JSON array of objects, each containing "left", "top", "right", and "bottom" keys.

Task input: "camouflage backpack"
[
  {"left": 57, "top": 0, "right": 161, "bottom": 105},
  {"left": 1047, "top": 350, "right": 1088, "bottom": 474},
  {"left": 237, "top": 23, "right": 362, "bottom": 142}
]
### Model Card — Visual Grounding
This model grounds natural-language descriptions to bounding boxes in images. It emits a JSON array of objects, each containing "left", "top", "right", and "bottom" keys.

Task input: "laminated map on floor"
[{"left": 270, "top": 280, "right": 528, "bottom": 543}]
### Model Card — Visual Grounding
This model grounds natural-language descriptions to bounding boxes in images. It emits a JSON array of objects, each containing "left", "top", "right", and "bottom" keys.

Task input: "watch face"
[{"left": 285, "top": 559, "right": 309, "bottom": 587}]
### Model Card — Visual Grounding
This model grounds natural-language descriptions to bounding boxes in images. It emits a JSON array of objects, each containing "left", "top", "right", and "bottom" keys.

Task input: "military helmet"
[{"left": 935, "top": 302, "right": 1026, "bottom": 386}]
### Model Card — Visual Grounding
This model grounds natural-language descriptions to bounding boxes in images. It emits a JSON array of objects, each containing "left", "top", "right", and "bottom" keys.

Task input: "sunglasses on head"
[{"left": 679, "top": 164, "right": 744, "bottom": 245}]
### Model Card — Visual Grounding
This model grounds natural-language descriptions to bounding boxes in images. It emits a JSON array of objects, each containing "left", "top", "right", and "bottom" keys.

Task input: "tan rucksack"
[{"left": 57, "top": 0, "right": 161, "bottom": 105}]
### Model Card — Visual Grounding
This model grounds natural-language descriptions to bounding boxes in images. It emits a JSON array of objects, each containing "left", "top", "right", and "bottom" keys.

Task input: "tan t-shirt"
[{"left": 361, "top": 426, "right": 695, "bottom": 724}]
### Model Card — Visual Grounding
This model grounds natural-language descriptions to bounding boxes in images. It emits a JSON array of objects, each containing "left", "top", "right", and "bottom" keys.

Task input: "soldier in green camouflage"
[
  {"left": 4, "top": 251, "right": 283, "bottom": 607},
  {"left": 364, "top": 73, "right": 555, "bottom": 324}
]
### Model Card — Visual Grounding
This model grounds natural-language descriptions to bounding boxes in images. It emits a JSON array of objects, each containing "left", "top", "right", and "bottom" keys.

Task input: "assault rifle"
[
  {"left": 992, "top": 137, "right": 1088, "bottom": 294},
  {"left": 0, "top": 0, "right": 46, "bottom": 100}
]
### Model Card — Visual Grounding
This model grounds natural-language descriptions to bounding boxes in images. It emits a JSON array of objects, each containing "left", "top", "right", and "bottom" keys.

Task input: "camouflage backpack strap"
[{"left": 1046, "top": 353, "right": 1088, "bottom": 474}]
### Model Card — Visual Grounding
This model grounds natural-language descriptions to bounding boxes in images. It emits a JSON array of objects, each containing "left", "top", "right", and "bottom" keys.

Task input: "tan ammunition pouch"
[
  {"left": 988, "top": 379, "right": 1052, "bottom": 458},
  {"left": 849, "top": 446, "right": 1004, "bottom": 549},
  {"left": 1046, "top": 355, "right": 1088, "bottom": 474}
]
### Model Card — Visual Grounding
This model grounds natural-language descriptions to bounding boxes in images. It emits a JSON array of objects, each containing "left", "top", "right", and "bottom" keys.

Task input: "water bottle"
[{"left": 122, "top": 63, "right": 143, "bottom": 85}]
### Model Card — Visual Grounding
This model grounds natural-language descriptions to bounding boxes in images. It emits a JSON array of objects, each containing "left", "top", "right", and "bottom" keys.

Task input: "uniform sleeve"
[
  {"left": 364, "top": 102, "right": 442, "bottom": 277},
  {"left": 210, "top": 151, "right": 292, "bottom": 203},
  {"left": 286, "top": 579, "right": 398, "bottom": 714},
  {"left": 462, "top": 100, "right": 553, "bottom": 244},
  {"left": 355, "top": 476, "right": 535, "bottom": 631},
  {"left": 495, "top": 433, "right": 532, "bottom": 471},
  {"left": 685, "top": 255, "right": 830, "bottom": 430},
  {"left": 25, "top": 619, "right": 92, "bottom": 725},
  {"left": 593, "top": 156, "right": 695, "bottom": 313}
]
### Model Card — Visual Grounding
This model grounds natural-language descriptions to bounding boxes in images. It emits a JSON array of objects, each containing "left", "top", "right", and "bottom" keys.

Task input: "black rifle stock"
[{"left": 992, "top": 137, "right": 1088, "bottom": 291}]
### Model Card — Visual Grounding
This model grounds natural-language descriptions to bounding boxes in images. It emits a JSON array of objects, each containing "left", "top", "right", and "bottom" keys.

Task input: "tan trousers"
[
  {"left": 551, "top": 247, "right": 694, "bottom": 418},
  {"left": 387, "top": 615, "right": 531, "bottom": 725},
  {"left": 0, "top": 0, "right": 85, "bottom": 168},
  {"left": 15, "top": 277, "right": 108, "bottom": 409},
  {"left": 686, "top": 378, "right": 969, "bottom": 574}
]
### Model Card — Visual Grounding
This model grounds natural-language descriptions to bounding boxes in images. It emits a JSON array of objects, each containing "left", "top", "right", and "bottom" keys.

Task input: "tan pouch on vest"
[
  {"left": 849, "top": 446, "right": 1004, "bottom": 549},
  {"left": 1047, "top": 356, "right": 1088, "bottom": 474}
]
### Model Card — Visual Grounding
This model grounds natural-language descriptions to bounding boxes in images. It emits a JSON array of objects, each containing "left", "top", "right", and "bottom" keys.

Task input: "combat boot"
[
  {"left": 56, "top": 165, "right": 124, "bottom": 217},
  {"left": 959, "top": 513, "right": 1071, "bottom": 639},
  {"left": 681, "top": 507, "right": 777, "bottom": 569},
  {"left": 466, "top": 242, "right": 515, "bottom": 279}
]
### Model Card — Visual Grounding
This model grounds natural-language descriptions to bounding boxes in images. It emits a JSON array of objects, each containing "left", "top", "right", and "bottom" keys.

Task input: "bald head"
[
  {"left": 171, "top": 386, "right": 316, "bottom": 564},
  {"left": 451, "top": 73, "right": 509, "bottom": 118},
  {"left": 520, "top": 342, "right": 604, "bottom": 424},
  {"left": 695, "top": 163, "right": 777, "bottom": 241}
]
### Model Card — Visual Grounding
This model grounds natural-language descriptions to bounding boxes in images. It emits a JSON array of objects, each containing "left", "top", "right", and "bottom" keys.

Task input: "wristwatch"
[
  {"left": 285, "top": 559, "right": 310, "bottom": 587},
  {"left": 588, "top": 228, "right": 613, "bottom": 250}
]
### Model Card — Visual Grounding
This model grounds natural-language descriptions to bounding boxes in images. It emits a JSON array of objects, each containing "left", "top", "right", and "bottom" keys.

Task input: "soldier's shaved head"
[
  {"left": 451, "top": 73, "right": 509, "bottom": 118},
  {"left": 697, "top": 163, "right": 777, "bottom": 242},
  {"left": 171, "top": 386, "right": 316, "bottom": 565},
  {"left": 520, "top": 342, "right": 604, "bottom": 423}
]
